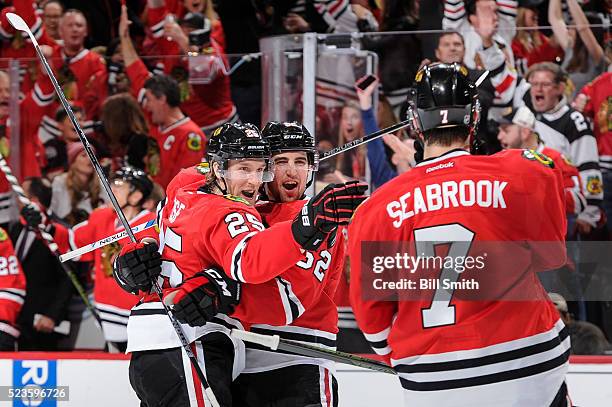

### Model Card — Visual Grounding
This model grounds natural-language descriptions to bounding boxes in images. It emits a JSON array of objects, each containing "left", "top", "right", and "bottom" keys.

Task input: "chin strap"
[{"left": 214, "top": 177, "right": 228, "bottom": 195}]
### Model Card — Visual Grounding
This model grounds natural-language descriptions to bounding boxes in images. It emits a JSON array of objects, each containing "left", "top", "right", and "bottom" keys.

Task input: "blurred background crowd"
[{"left": 0, "top": 0, "right": 610, "bottom": 356}]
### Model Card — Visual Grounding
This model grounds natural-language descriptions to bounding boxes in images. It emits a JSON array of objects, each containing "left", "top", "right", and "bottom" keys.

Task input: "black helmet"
[
  {"left": 261, "top": 121, "right": 319, "bottom": 170},
  {"left": 113, "top": 166, "right": 154, "bottom": 200},
  {"left": 208, "top": 122, "right": 274, "bottom": 182},
  {"left": 407, "top": 62, "right": 481, "bottom": 152},
  {"left": 208, "top": 122, "right": 271, "bottom": 161}
]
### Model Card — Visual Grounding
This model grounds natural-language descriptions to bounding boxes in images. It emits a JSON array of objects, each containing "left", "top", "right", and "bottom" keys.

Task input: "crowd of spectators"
[{"left": 0, "top": 0, "right": 609, "bottom": 356}]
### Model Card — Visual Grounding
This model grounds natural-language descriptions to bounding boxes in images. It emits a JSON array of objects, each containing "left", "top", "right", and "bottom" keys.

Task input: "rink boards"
[{"left": 0, "top": 353, "right": 610, "bottom": 406}]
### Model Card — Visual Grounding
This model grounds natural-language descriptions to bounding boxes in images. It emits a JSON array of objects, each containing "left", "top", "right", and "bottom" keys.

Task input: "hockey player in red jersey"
[
  {"left": 0, "top": 227, "right": 26, "bottom": 351},
  {"left": 231, "top": 121, "right": 345, "bottom": 406},
  {"left": 349, "top": 63, "right": 571, "bottom": 407},
  {"left": 22, "top": 167, "right": 157, "bottom": 351},
  {"left": 497, "top": 105, "right": 586, "bottom": 216},
  {"left": 113, "top": 123, "right": 366, "bottom": 407}
]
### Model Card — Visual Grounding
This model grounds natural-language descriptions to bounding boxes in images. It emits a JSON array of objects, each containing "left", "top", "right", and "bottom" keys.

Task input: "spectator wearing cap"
[
  {"left": 49, "top": 143, "right": 108, "bottom": 226},
  {"left": 139, "top": 0, "right": 238, "bottom": 133},
  {"left": 549, "top": 292, "right": 611, "bottom": 355},
  {"left": 497, "top": 106, "right": 586, "bottom": 217},
  {"left": 512, "top": 0, "right": 564, "bottom": 76}
]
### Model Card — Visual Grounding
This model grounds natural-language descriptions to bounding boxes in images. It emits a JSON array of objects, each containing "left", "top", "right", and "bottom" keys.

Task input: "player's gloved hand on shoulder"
[
  {"left": 292, "top": 181, "right": 368, "bottom": 251},
  {"left": 113, "top": 240, "right": 162, "bottom": 294},
  {"left": 167, "top": 268, "right": 241, "bottom": 327}
]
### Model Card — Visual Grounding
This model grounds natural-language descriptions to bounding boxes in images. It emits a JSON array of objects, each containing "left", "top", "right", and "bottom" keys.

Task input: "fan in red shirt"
[
  {"left": 0, "top": 227, "right": 26, "bottom": 351},
  {"left": 22, "top": 166, "right": 158, "bottom": 352},
  {"left": 119, "top": 6, "right": 205, "bottom": 188},
  {"left": 144, "top": 1, "right": 238, "bottom": 132},
  {"left": 349, "top": 63, "right": 570, "bottom": 407}
]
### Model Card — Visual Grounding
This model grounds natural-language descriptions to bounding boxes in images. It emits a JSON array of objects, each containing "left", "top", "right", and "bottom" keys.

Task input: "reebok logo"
[{"left": 425, "top": 161, "right": 454, "bottom": 173}]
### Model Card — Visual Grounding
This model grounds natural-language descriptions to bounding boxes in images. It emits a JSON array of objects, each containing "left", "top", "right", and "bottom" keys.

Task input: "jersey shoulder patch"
[
  {"left": 586, "top": 175, "right": 603, "bottom": 195},
  {"left": 187, "top": 132, "right": 203, "bottom": 151},
  {"left": 521, "top": 149, "right": 555, "bottom": 168}
]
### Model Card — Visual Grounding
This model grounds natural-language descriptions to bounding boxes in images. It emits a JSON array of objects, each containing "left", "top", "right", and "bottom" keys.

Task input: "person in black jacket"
[{"left": 10, "top": 177, "right": 73, "bottom": 351}]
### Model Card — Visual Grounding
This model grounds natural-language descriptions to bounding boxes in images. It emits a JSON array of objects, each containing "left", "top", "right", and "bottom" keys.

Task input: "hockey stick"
[
  {"left": 6, "top": 13, "right": 220, "bottom": 407},
  {"left": 321, "top": 119, "right": 411, "bottom": 161},
  {"left": 231, "top": 329, "right": 397, "bottom": 375},
  {"left": 0, "top": 151, "right": 107, "bottom": 334},
  {"left": 59, "top": 219, "right": 157, "bottom": 262}
]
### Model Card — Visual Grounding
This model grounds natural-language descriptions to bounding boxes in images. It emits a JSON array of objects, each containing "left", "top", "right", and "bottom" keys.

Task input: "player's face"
[
  {"left": 184, "top": 0, "right": 205, "bottom": 13},
  {"left": 529, "top": 71, "right": 564, "bottom": 113},
  {"left": 111, "top": 179, "right": 131, "bottom": 207},
  {"left": 497, "top": 124, "right": 522, "bottom": 149},
  {"left": 341, "top": 106, "right": 362, "bottom": 142},
  {"left": 59, "top": 12, "right": 87, "bottom": 50},
  {"left": 267, "top": 151, "right": 310, "bottom": 202},
  {"left": 0, "top": 74, "right": 9, "bottom": 118},
  {"left": 224, "top": 159, "right": 268, "bottom": 205},
  {"left": 143, "top": 90, "right": 168, "bottom": 125},
  {"left": 435, "top": 33, "right": 465, "bottom": 63}
]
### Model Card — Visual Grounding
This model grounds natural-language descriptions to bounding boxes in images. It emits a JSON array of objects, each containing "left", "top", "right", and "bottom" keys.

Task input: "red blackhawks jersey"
[
  {"left": 579, "top": 72, "right": 612, "bottom": 172},
  {"left": 0, "top": 228, "right": 26, "bottom": 340},
  {"left": 126, "top": 59, "right": 206, "bottom": 188},
  {"left": 349, "top": 149, "right": 569, "bottom": 406},
  {"left": 238, "top": 200, "right": 345, "bottom": 373},
  {"left": 127, "top": 181, "right": 305, "bottom": 352},
  {"left": 56, "top": 207, "right": 157, "bottom": 342}
]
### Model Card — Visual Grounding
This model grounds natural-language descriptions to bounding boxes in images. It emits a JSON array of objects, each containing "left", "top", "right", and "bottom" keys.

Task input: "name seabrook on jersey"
[{"left": 387, "top": 179, "right": 508, "bottom": 228}]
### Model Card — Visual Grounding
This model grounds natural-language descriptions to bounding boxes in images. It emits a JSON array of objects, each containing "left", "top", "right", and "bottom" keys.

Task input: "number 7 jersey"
[{"left": 349, "top": 149, "right": 569, "bottom": 406}]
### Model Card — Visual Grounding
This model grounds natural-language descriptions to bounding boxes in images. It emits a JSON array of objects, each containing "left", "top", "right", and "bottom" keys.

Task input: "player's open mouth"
[
  {"left": 282, "top": 181, "right": 298, "bottom": 191},
  {"left": 242, "top": 190, "right": 255, "bottom": 199},
  {"left": 534, "top": 95, "right": 544, "bottom": 103}
]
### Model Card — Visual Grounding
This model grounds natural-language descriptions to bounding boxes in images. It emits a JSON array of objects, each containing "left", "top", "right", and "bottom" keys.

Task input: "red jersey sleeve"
[
  {"left": 522, "top": 157, "right": 567, "bottom": 271},
  {"left": 232, "top": 230, "right": 345, "bottom": 326},
  {"left": 199, "top": 205, "right": 304, "bottom": 284},
  {"left": 348, "top": 204, "right": 397, "bottom": 358},
  {"left": 126, "top": 58, "right": 153, "bottom": 104},
  {"left": 0, "top": 230, "right": 26, "bottom": 338}
]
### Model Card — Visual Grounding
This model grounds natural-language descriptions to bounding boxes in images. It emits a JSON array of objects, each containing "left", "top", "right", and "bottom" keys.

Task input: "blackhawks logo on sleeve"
[
  {"left": 187, "top": 133, "right": 203, "bottom": 151},
  {"left": 522, "top": 149, "right": 554, "bottom": 168},
  {"left": 0, "top": 228, "right": 7, "bottom": 242},
  {"left": 586, "top": 176, "right": 603, "bottom": 194}
]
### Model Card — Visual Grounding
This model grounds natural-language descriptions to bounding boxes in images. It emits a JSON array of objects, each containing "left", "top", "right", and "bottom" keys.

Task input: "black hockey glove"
[
  {"left": 292, "top": 181, "right": 368, "bottom": 251},
  {"left": 169, "top": 268, "right": 241, "bottom": 327},
  {"left": 113, "top": 241, "right": 162, "bottom": 294}
]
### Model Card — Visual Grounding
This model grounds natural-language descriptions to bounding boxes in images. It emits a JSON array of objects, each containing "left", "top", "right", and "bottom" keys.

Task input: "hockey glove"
[
  {"left": 292, "top": 181, "right": 368, "bottom": 251},
  {"left": 21, "top": 204, "right": 54, "bottom": 232},
  {"left": 170, "top": 268, "right": 241, "bottom": 327},
  {"left": 113, "top": 241, "right": 162, "bottom": 294}
]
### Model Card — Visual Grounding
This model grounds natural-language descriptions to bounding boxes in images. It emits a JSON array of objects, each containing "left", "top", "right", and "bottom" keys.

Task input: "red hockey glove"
[
  {"left": 292, "top": 181, "right": 368, "bottom": 251},
  {"left": 169, "top": 268, "right": 241, "bottom": 327}
]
